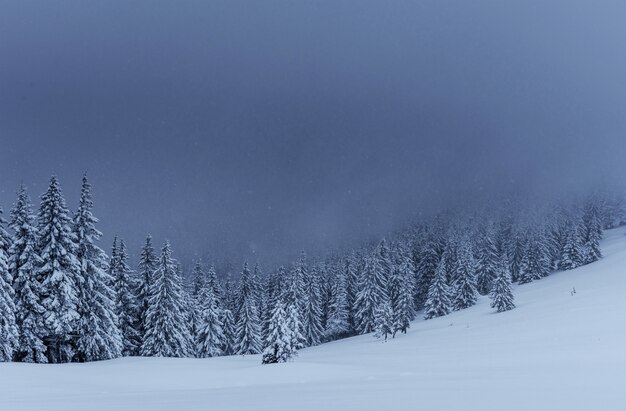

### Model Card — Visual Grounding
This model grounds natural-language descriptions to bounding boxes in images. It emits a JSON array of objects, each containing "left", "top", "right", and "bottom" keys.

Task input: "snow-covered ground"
[{"left": 3, "top": 228, "right": 626, "bottom": 411}]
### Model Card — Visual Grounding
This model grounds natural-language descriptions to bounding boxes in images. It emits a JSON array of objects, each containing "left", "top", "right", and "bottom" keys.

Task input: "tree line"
[{"left": 0, "top": 175, "right": 616, "bottom": 364}]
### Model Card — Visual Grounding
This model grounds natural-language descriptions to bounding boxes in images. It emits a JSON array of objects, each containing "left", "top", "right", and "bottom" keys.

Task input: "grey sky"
[{"left": 1, "top": 1, "right": 626, "bottom": 268}]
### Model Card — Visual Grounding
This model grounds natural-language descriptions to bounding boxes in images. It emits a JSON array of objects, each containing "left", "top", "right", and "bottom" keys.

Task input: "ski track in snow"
[{"left": 2, "top": 228, "right": 626, "bottom": 410}]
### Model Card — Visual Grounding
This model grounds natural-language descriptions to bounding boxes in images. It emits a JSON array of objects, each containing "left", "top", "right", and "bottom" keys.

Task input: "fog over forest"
[{"left": 1, "top": 1, "right": 626, "bottom": 267}]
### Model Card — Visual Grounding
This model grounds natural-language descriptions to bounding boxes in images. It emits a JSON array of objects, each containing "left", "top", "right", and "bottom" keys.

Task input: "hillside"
[{"left": 2, "top": 228, "right": 626, "bottom": 411}]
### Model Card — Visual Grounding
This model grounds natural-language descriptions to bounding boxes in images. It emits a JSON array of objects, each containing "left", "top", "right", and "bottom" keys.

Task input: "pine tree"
[
  {"left": 196, "top": 283, "right": 224, "bottom": 358},
  {"left": 73, "top": 175, "right": 122, "bottom": 361},
  {"left": 140, "top": 241, "right": 190, "bottom": 357},
  {"left": 325, "top": 265, "right": 350, "bottom": 340},
  {"left": 262, "top": 302, "right": 296, "bottom": 364},
  {"left": 302, "top": 265, "right": 323, "bottom": 346},
  {"left": 235, "top": 262, "right": 262, "bottom": 355},
  {"left": 219, "top": 308, "right": 236, "bottom": 356},
  {"left": 136, "top": 235, "right": 157, "bottom": 346},
  {"left": 344, "top": 253, "right": 360, "bottom": 335},
  {"left": 390, "top": 249, "right": 415, "bottom": 336},
  {"left": 112, "top": 239, "right": 140, "bottom": 356},
  {"left": 9, "top": 185, "right": 47, "bottom": 363},
  {"left": 373, "top": 301, "right": 393, "bottom": 341},
  {"left": 188, "top": 260, "right": 206, "bottom": 349},
  {"left": 354, "top": 252, "right": 389, "bottom": 334},
  {"left": 414, "top": 231, "right": 443, "bottom": 310},
  {"left": 287, "top": 302, "right": 303, "bottom": 353},
  {"left": 490, "top": 260, "right": 515, "bottom": 313},
  {"left": 424, "top": 257, "right": 452, "bottom": 320},
  {"left": 282, "top": 255, "right": 307, "bottom": 348},
  {"left": 476, "top": 225, "right": 499, "bottom": 295},
  {"left": 451, "top": 241, "right": 478, "bottom": 311},
  {"left": 582, "top": 200, "right": 603, "bottom": 264},
  {"left": 36, "top": 176, "right": 80, "bottom": 363},
  {"left": 559, "top": 219, "right": 584, "bottom": 271},
  {"left": 0, "top": 207, "right": 18, "bottom": 361},
  {"left": 518, "top": 231, "right": 551, "bottom": 284},
  {"left": 263, "top": 267, "right": 284, "bottom": 342}
]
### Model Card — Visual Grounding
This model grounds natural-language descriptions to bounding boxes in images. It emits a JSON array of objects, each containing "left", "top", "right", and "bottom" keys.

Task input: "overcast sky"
[{"left": 1, "top": 1, "right": 626, "bottom": 268}]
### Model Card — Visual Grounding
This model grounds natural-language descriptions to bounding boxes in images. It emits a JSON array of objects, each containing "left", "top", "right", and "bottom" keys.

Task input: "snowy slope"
[{"left": 2, "top": 228, "right": 626, "bottom": 411}]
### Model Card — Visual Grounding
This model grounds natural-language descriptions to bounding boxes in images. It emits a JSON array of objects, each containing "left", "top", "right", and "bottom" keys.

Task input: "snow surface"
[{"left": 3, "top": 228, "right": 626, "bottom": 411}]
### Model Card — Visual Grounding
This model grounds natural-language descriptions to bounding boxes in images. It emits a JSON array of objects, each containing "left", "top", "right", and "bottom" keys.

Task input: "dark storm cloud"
[{"left": 1, "top": 1, "right": 626, "bottom": 267}]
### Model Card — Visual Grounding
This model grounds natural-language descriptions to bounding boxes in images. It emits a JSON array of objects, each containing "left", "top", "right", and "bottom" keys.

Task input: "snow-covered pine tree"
[
  {"left": 190, "top": 260, "right": 206, "bottom": 300},
  {"left": 325, "top": 263, "right": 350, "bottom": 340},
  {"left": 389, "top": 247, "right": 415, "bottom": 336},
  {"left": 475, "top": 224, "right": 499, "bottom": 295},
  {"left": 136, "top": 235, "right": 157, "bottom": 345},
  {"left": 302, "top": 265, "right": 323, "bottom": 346},
  {"left": 219, "top": 308, "right": 236, "bottom": 356},
  {"left": 490, "top": 259, "right": 515, "bottom": 313},
  {"left": 582, "top": 200, "right": 603, "bottom": 264},
  {"left": 140, "top": 241, "right": 190, "bottom": 357},
  {"left": 318, "top": 263, "right": 334, "bottom": 333},
  {"left": 36, "top": 176, "right": 80, "bottom": 363},
  {"left": 262, "top": 302, "right": 296, "bottom": 364},
  {"left": 373, "top": 301, "right": 393, "bottom": 341},
  {"left": 424, "top": 257, "right": 452, "bottom": 320},
  {"left": 188, "top": 260, "right": 206, "bottom": 349},
  {"left": 112, "top": 239, "right": 140, "bottom": 356},
  {"left": 414, "top": 230, "right": 443, "bottom": 310},
  {"left": 559, "top": 216, "right": 584, "bottom": 271},
  {"left": 354, "top": 251, "right": 389, "bottom": 334},
  {"left": 287, "top": 302, "right": 303, "bottom": 353},
  {"left": 196, "top": 282, "right": 224, "bottom": 358},
  {"left": 0, "top": 207, "right": 18, "bottom": 361},
  {"left": 518, "top": 230, "right": 551, "bottom": 284},
  {"left": 9, "top": 185, "right": 47, "bottom": 363},
  {"left": 344, "top": 253, "right": 360, "bottom": 335},
  {"left": 281, "top": 255, "right": 307, "bottom": 348},
  {"left": 73, "top": 175, "right": 122, "bottom": 361},
  {"left": 206, "top": 265, "right": 221, "bottom": 299},
  {"left": 263, "top": 267, "right": 284, "bottom": 343},
  {"left": 451, "top": 239, "right": 478, "bottom": 311},
  {"left": 252, "top": 262, "right": 264, "bottom": 311},
  {"left": 235, "top": 262, "right": 262, "bottom": 355}
]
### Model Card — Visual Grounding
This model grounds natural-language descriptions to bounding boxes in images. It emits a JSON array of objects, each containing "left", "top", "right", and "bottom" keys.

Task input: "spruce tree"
[
  {"left": 451, "top": 242, "right": 478, "bottom": 311},
  {"left": 112, "top": 239, "right": 140, "bottom": 356},
  {"left": 582, "top": 200, "right": 603, "bottom": 264},
  {"left": 303, "top": 265, "right": 323, "bottom": 346},
  {"left": 36, "top": 176, "right": 80, "bottom": 363},
  {"left": 136, "top": 235, "right": 157, "bottom": 345},
  {"left": 73, "top": 175, "right": 122, "bottom": 361},
  {"left": 282, "top": 256, "right": 307, "bottom": 348},
  {"left": 9, "top": 185, "right": 47, "bottom": 363},
  {"left": 344, "top": 253, "right": 360, "bottom": 334},
  {"left": 373, "top": 301, "right": 393, "bottom": 341},
  {"left": 0, "top": 207, "right": 18, "bottom": 361},
  {"left": 414, "top": 231, "right": 443, "bottom": 310},
  {"left": 141, "top": 241, "right": 190, "bottom": 357},
  {"left": 287, "top": 302, "right": 304, "bottom": 352},
  {"left": 475, "top": 225, "right": 499, "bottom": 295},
  {"left": 559, "top": 221, "right": 584, "bottom": 270},
  {"left": 235, "top": 262, "right": 262, "bottom": 355},
  {"left": 354, "top": 252, "right": 389, "bottom": 334},
  {"left": 490, "top": 260, "right": 515, "bottom": 313},
  {"left": 390, "top": 249, "right": 415, "bottom": 336},
  {"left": 325, "top": 265, "right": 350, "bottom": 340},
  {"left": 424, "top": 257, "right": 452, "bottom": 320},
  {"left": 196, "top": 283, "right": 224, "bottom": 358},
  {"left": 262, "top": 302, "right": 296, "bottom": 364},
  {"left": 219, "top": 308, "right": 236, "bottom": 356},
  {"left": 263, "top": 267, "right": 284, "bottom": 342},
  {"left": 518, "top": 231, "right": 551, "bottom": 284}
]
